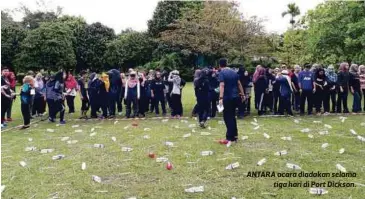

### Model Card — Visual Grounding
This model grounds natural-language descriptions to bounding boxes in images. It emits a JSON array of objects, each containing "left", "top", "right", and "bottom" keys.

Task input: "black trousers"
[
  {"left": 278, "top": 95, "right": 293, "bottom": 115},
  {"left": 208, "top": 91, "right": 218, "bottom": 118},
  {"left": 325, "top": 89, "right": 337, "bottom": 112},
  {"left": 197, "top": 97, "right": 209, "bottom": 122},
  {"left": 336, "top": 90, "right": 349, "bottom": 113},
  {"left": 300, "top": 90, "right": 313, "bottom": 114},
  {"left": 147, "top": 96, "right": 155, "bottom": 112},
  {"left": 362, "top": 89, "right": 365, "bottom": 111},
  {"left": 223, "top": 97, "right": 240, "bottom": 141},
  {"left": 171, "top": 94, "right": 182, "bottom": 116},
  {"left": 1, "top": 97, "right": 11, "bottom": 123},
  {"left": 47, "top": 99, "right": 65, "bottom": 121},
  {"left": 21, "top": 103, "right": 31, "bottom": 126},
  {"left": 81, "top": 98, "right": 90, "bottom": 111},
  {"left": 126, "top": 97, "right": 138, "bottom": 117},
  {"left": 293, "top": 91, "right": 300, "bottom": 111},
  {"left": 255, "top": 91, "right": 265, "bottom": 115},
  {"left": 66, "top": 96, "right": 75, "bottom": 113},
  {"left": 314, "top": 89, "right": 328, "bottom": 112},
  {"left": 154, "top": 95, "right": 166, "bottom": 115},
  {"left": 138, "top": 96, "right": 147, "bottom": 116},
  {"left": 32, "top": 97, "right": 46, "bottom": 115},
  {"left": 273, "top": 91, "right": 280, "bottom": 114},
  {"left": 264, "top": 91, "right": 274, "bottom": 112},
  {"left": 117, "top": 92, "right": 123, "bottom": 113}
]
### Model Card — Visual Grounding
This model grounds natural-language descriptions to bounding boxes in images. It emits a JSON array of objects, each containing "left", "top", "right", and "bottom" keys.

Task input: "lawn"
[{"left": 1, "top": 83, "right": 365, "bottom": 199}]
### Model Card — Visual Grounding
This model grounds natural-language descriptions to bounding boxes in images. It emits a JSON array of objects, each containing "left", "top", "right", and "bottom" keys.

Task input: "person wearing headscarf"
[
  {"left": 325, "top": 65, "right": 338, "bottom": 113},
  {"left": 99, "top": 73, "right": 109, "bottom": 118},
  {"left": 124, "top": 71, "right": 140, "bottom": 118},
  {"left": 168, "top": 70, "right": 183, "bottom": 118},
  {"left": 1, "top": 67, "right": 13, "bottom": 128},
  {"left": 32, "top": 73, "right": 46, "bottom": 116},
  {"left": 77, "top": 70, "right": 89, "bottom": 119},
  {"left": 107, "top": 69, "right": 121, "bottom": 118},
  {"left": 314, "top": 68, "right": 329, "bottom": 115},
  {"left": 336, "top": 62, "right": 350, "bottom": 113},
  {"left": 359, "top": 65, "right": 365, "bottom": 111},
  {"left": 145, "top": 70, "right": 155, "bottom": 113},
  {"left": 192, "top": 69, "right": 202, "bottom": 117},
  {"left": 264, "top": 68, "right": 275, "bottom": 114},
  {"left": 291, "top": 65, "right": 301, "bottom": 112},
  {"left": 5, "top": 71, "right": 16, "bottom": 121},
  {"left": 88, "top": 73, "right": 102, "bottom": 118},
  {"left": 253, "top": 66, "right": 268, "bottom": 115},
  {"left": 298, "top": 63, "right": 314, "bottom": 115},
  {"left": 46, "top": 71, "right": 66, "bottom": 124},
  {"left": 117, "top": 72, "right": 126, "bottom": 115},
  {"left": 195, "top": 68, "right": 210, "bottom": 128},
  {"left": 138, "top": 72, "right": 147, "bottom": 117},
  {"left": 151, "top": 71, "right": 167, "bottom": 116},
  {"left": 349, "top": 64, "right": 361, "bottom": 113},
  {"left": 275, "top": 70, "right": 293, "bottom": 116},
  {"left": 65, "top": 71, "right": 78, "bottom": 114}
]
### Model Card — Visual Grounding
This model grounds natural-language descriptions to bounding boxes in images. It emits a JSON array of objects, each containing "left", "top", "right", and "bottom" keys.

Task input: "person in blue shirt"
[
  {"left": 276, "top": 70, "right": 293, "bottom": 116},
  {"left": 298, "top": 63, "right": 315, "bottom": 115},
  {"left": 218, "top": 58, "right": 245, "bottom": 144},
  {"left": 46, "top": 71, "right": 66, "bottom": 124},
  {"left": 20, "top": 76, "right": 35, "bottom": 129}
]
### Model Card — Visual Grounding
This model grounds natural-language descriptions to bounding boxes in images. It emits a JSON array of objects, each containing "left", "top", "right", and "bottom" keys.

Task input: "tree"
[
  {"left": 81, "top": 22, "right": 115, "bottom": 71},
  {"left": 282, "top": 3, "right": 301, "bottom": 29},
  {"left": 15, "top": 22, "right": 75, "bottom": 71}
]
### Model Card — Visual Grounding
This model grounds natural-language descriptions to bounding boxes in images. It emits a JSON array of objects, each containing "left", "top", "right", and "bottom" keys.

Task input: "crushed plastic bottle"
[
  {"left": 52, "top": 154, "right": 65, "bottom": 160},
  {"left": 263, "top": 133, "right": 270, "bottom": 139},
  {"left": 156, "top": 157, "right": 168, "bottom": 163},
  {"left": 281, "top": 136, "right": 291, "bottom": 141},
  {"left": 253, "top": 126, "right": 260, "bottom": 130},
  {"left": 300, "top": 128, "right": 310, "bottom": 133},
  {"left": 165, "top": 141, "right": 174, "bottom": 147},
  {"left": 294, "top": 119, "right": 299, "bottom": 124},
  {"left": 81, "top": 162, "right": 86, "bottom": 170},
  {"left": 257, "top": 158, "right": 267, "bottom": 166},
  {"left": 28, "top": 138, "right": 33, "bottom": 142},
  {"left": 46, "top": 129, "right": 55, "bottom": 133},
  {"left": 162, "top": 119, "right": 169, "bottom": 123},
  {"left": 309, "top": 188, "right": 328, "bottom": 195},
  {"left": 25, "top": 146, "right": 36, "bottom": 151},
  {"left": 241, "top": 136, "right": 248, "bottom": 141},
  {"left": 339, "top": 148, "right": 345, "bottom": 154},
  {"left": 143, "top": 128, "right": 151, "bottom": 131},
  {"left": 67, "top": 140, "right": 78, "bottom": 144},
  {"left": 201, "top": 151, "right": 214, "bottom": 156},
  {"left": 286, "top": 163, "right": 301, "bottom": 170},
  {"left": 200, "top": 132, "right": 211, "bottom": 136},
  {"left": 121, "top": 147, "right": 133, "bottom": 152},
  {"left": 225, "top": 162, "right": 240, "bottom": 170},
  {"left": 61, "top": 137, "right": 70, "bottom": 141},
  {"left": 184, "top": 186, "right": 204, "bottom": 193},
  {"left": 111, "top": 137, "right": 116, "bottom": 142},
  {"left": 183, "top": 133, "right": 191, "bottom": 138},
  {"left": 324, "top": 124, "right": 332, "bottom": 129},
  {"left": 71, "top": 125, "right": 79, "bottom": 128},
  {"left": 336, "top": 164, "right": 346, "bottom": 172},
  {"left": 254, "top": 118, "right": 257, "bottom": 123},
  {"left": 114, "top": 121, "right": 118, "bottom": 125},
  {"left": 350, "top": 129, "right": 357, "bottom": 135},
  {"left": 319, "top": 131, "right": 328, "bottom": 135},
  {"left": 19, "top": 161, "right": 27, "bottom": 167},
  {"left": 274, "top": 150, "right": 288, "bottom": 156},
  {"left": 251, "top": 122, "right": 258, "bottom": 126},
  {"left": 40, "top": 149, "right": 54, "bottom": 154},
  {"left": 188, "top": 124, "right": 196, "bottom": 128},
  {"left": 89, "top": 132, "right": 97, "bottom": 137},
  {"left": 321, "top": 143, "right": 329, "bottom": 149},
  {"left": 91, "top": 128, "right": 95, "bottom": 132},
  {"left": 75, "top": 129, "right": 83, "bottom": 133},
  {"left": 313, "top": 121, "right": 322, "bottom": 124},
  {"left": 357, "top": 135, "right": 365, "bottom": 142},
  {"left": 92, "top": 175, "right": 102, "bottom": 183},
  {"left": 1, "top": 185, "right": 5, "bottom": 193},
  {"left": 94, "top": 144, "right": 104, "bottom": 148},
  {"left": 308, "top": 134, "right": 314, "bottom": 138},
  {"left": 143, "top": 135, "right": 150, "bottom": 139}
]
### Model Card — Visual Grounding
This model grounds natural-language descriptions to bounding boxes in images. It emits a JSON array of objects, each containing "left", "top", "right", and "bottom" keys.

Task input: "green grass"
[{"left": 2, "top": 83, "right": 365, "bottom": 199}]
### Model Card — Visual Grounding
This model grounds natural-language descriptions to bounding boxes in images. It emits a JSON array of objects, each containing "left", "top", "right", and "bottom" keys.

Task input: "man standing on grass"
[{"left": 218, "top": 58, "right": 245, "bottom": 144}]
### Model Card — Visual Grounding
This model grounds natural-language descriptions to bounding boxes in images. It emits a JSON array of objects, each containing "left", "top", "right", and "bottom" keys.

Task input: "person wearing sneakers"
[
  {"left": 276, "top": 70, "right": 294, "bottom": 116},
  {"left": 195, "top": 68, "right": 210, "bottom": 128},
  {"left": 218, "top": 58, "right": 245, "bottom": 144}
]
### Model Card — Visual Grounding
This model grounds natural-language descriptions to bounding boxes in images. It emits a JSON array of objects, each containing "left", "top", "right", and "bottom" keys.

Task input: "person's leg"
[
  {"left": 323, "top": 91, "right": 330, "bottom": 113},
  {"left": 337, "top": 91, "right": 342, "bottom": 113},
  {"left": 353, "top": 91, "right": 360, "bottom": 112},
  {"left": 132, "top": 97, "right": 138, "bottom": 117},
  {"left": 47, "top": 99, "right": 55, "bottom": 120},
  {"left": 343, "top": 90, "right": 349, "bottom": 113},
  {"left": 223, "top": 99, "right": 235, "bottom": 141},
  {"left": 161, "top": 97, "right": 167, "bottom": 115},
  {"left": 286, "top": 95, "right": 293, "bottom": 115},
  {"left": 59, "top": 100, "right": 65, "bottom": 122},
  {"left": 300, "top": 91, "right": 306, "bottom": 114},
  {"left": 154, "top": 97, "right": 160, "bottom": 115},
  {"left": 278, "top": 96, "right": 285, "bottom": 115},
  {"left": 176, "top": 94, "right": 182, "bottom": 116},
  {"left": 211, "top": 93, "right": 217, "bottom": 118},
  {"left": 258, "top": 92, "right": 265, "bottom": 115},
  {"left": 170, "top": 94, "right": 176, "bottom": 116},
  {"left": 363, "top": 89, "right": 365, "bottom": 111},
  {"left": 247, "top": 96, "right": 251, "bottom": 114},
  {"left": 6, "top": 99, "right": 13, "bottom": 120},
  {"left": 70, "top": 96, "right": 75, "bottom": 113},
  {"left": 330, "top": 91, "right": 336, "bottom": 112},
  {"left": 125, "top": 98, "right": 131, "bottom": 118},
  {"left": 2, "top": 99, "right": 10, "bottom": 124},
  {"left": 23, "top": 104, "right": 31, "bottom": 126}
]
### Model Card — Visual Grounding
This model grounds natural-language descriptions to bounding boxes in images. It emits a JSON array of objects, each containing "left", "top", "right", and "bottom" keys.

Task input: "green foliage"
[
  {"left": 21, "top": 11, "right": 58, "bottom": 29},
  {"left": 15, "top": 22, "right": 75, "bottom": 71}
]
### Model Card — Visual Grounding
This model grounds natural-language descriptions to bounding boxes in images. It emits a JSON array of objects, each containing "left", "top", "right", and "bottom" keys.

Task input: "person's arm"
[
  {"left": 219, "top": 81, "right": 224, "bottom": 105},
  {"left": 168, "top": 72, "right": 173, "bottom": 82},
  {"left": 237, "top": 80, "right": 245, "bottom": 102},
  {"left": 150, "top": 82, "right": 155, "bottom": 98}
]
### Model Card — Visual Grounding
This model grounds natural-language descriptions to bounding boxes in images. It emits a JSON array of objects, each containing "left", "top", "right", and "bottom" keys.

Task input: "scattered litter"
[
  {"left": 174, "top": 125, "right": 179, "bottom": 129},
  {"left": 93, "top": 144, "right": 104, "bottom": 148},
  {"left": 52, "top": 155, "right": 65, "bottom": 160},
  {"left": 126, "top": 197, "right": 136, "bottom": 199},
  {"left": 183, "top": 133, "right": 191, "bottom": 138},
  {"left": 67, "top": 140, "right": 78, "bottom": 144},
  {"left": 281, "top": 136, "right": 291, "bottom": 141},
  {"left": 111, "top": 137, "right": 116, "bottom": 142},
  {"left": 192, "top": 129, "right": 196, "bottom": 133},
  {"left": 339, "top": 148, "right": 345, "bottom": 154},
  {"left": 336, "top": 164, "right": 346, "bottom": 172},
  {"left": 286, "top": 163, "right": 301, "bottom": 170},
  {"left": 188, "top": 124, "right": 196, "bottom": 128},
  {"left": 162, "top": 119, "right": 169, "bottom": 122},
  {"left": 156, "top": 157, "right": 168, "bottom": 163},
  {"left": 201, "top": 151, "right": 214, "bottom": 156},
  {"left": 208, "top": 126, "right": 212, "bottom": 130},
  {"left": 251, "top": 122, "right": 258, "bottom": 126},
  {"left": 143, "top": 135, "right": 150, "bottom": 139},
  {"left": 294, "top": 119, "right": 299, "bottom": 124},
  {"left": 324, "top": 124, "right": 332, "bottom": 129},
  {"left": 254, "top": 118, "right": 257, "bottom": 123},
  {"left": 350, "top": 129, "right": 357, "bottom": 135},
  {"left": 308, "top": 134, "right": 314, "bottom": 138},
  {"left": 91, "top": 128, "right": 95, "bottom": 132},
  {"left": 143, "top": 128, "right": 151, "bottom": 131},
  {"left": 25, "top": 147, "right": 36, "bottom": 152},
  {"left": 40, "top": 149, "right": 54, "bottom": 154},
  {"left": 123, "top": 126, "right": 130, "bottom": 130},
  {"left": 319, "top": 130, "right": 328, "bottom": 135},
  {"left": 361, "top": 122, "right": 365, "bottom": 127},
  {"left": 148, "top": 152, "right": 156, "bottom": 158},
  {"left": 181, "top": 120, "right": 188, "bottom": 123},
  {"left": 71, "top": 125, "right": 79, "bottom": 128},
  {"left": 46, "top": 129, "right": 55, "bottom": 133},
  {"left": 28, "top": 138, "right": 33, "bottom": 142},
  {"left": 357, "top": 136, "right": 365, "bottom": 142},
  {"left": 253, "top": 126, "right": 260, "bottom": 130},
  {"left": 321, "top": 143, "right": 329, "bottom": 149},
  {"left": 309, "top": 188, "right": 328, "bottom": 195},
  {"left": 353, "top": 182, "right": 365, "bottom": 187},
  {"left": 19, "top": 161, "right": 27, "bottom": 167},
  {"left": 263, "top": 133, "right": 270, "bottom": 139},
  {"left": 225, "top": 162, "right": 240, "bottom": 170},
  {"left": 339, "top": 116, "right": 347, "bottom": 123},
  {"left": 1, "top": 185, "right": 5, "bottom": 193},
  {"left": 166, "top": 162, "right": 173, "bottom": 170},
  {"left": 165, "top": 141, "right": 174, "bottom": 147},
  {"left": 114, "top": 121, "right": 118, "bottom": 125},
  {"left": 274, "top": 150, "right": 287, "bottom": 156},
  {"left": 121, "top": 147, "right": 133, "bottom": 152},
  {"left": 313, "top": 121, "right": 322, "bottom": 124},
  {"left": 300, "top": 128, "right": 310, "bottom": 133},
  {"left": 75, "top": 129, "right": 83, "bottom": 133},
  {"left": 200, "top": 132, "right": 211, "bottom": 136},
  {"left": 61, "top": 137, "right": 70, "bottom": 141},
  {"left": 185, "top": 186, "right": 204, "bottom": 193},
  {"left": 81, "top": 162, "right": 86, "bottom": 170},
  {"left": 241, "top": 136, "right": 248, "bottom": 141},
  {"left": 90, "top": 132, "right": 96, "bottom": 137},
  {"left": 92, "top": 175, "right": 102, "bottom": 183},
  {"left": 257, "top": 158, "right": 267, "bottom": 166}
]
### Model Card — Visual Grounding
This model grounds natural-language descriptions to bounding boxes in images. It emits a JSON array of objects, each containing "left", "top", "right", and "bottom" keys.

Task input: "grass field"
[{"left": 2, "top": 83, "right": 365, "bottom": 199}]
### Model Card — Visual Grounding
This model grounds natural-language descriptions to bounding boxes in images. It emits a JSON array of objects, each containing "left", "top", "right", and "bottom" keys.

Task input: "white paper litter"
[
  {"left": 313, "top": 121, "right": 322, "bottom": 124},
  {"left": 321, "top": 143, "right": 329, "bottom": 149},
  {"left": 94, "top": 144, "right": 104, "bottom": 148},
  {"left": 67, "top": 140, "right": 78, "bottom": 144},
  {"left": 319, "top": 130, "right": 329, "bottom": 135},
  {"left": 254, "top": 118, "right": 257, "bottom": 123},
  {"left": 350, "top": 129, "right": 357, "bottom": 135},
  {"left": 181, "top": 120, "right": 188, "bottom": 123},
  {"left": 308, "top": 134, "right": 314, "bottom": 138},
  {"left": 286, "top": 163, "right": 301, "bottom": 170},
  {"left": 143, "top": 135, "right": 150, "bottom": 139},
  {"left": 200, "top": 132, "right": 211, "bottom": 136},
  {"left": 25, "top": 147, "right": 36, "bottom": 151},
  {"left": 281, "top": 136, "right": 291, "bottom": 141},
  {"left": 300, "top": 128, "right": 310, "bottom": 133},
  {"left": 46, "top": 129, "right": 55, "bottom": 133},
  {"left": 257, "top": 158, "right": 267, "bottom": 166},
  {"left": 91, "top": 128, "right": 95, "bottom": 132},
  {"left": 143, "top": 128, "right": 151, "bottom": 131},
  {"left": 217, "top": 104, "right": 224, "bottom": 113},
  {"left": 19, "top": 161, "right": 27, "bottom": 167},
  {"left": 263, "top": 133, "right": 270, "bottom": 139},
  {"left": 241, "top": 136, "right": 248, "bottom": 141},
  {"left": 250, "top": 122, "right": 258, "bottom": 126},
  {"left": 324, "top": 124, "right": 332, "bottom": 129},
  {"left": 274, "top": 150, "right": 288, "bottom": 156},
  {"left": 174, "top": 125, "right": 179, "bottom": 129},
  {"left": 114, "top": 121, "right": 118, "bottom": 125},
  {"left": 336, "top": 164, "right": 346, "bottom": 172},
  {"left": 52, "top": 154, "right": 65, "bottom": 160},
  {"left": 294, "top": 119, "right": 299, "bottom": 124},
  {"left": 339, "top": 148, "right": 345, "bottom": 154},
  {"left": 253, "top": 126, "right": 260, "bottom": 130},
  {"left": 71, "top": 125, "right": 79, "bottom": 128},
  {"left": 92, "top": 175, "right": 102, "bottom": 183},
  {"left": 361, "top": 122, "right": 365, "bottom": 127},
  {"left": 40, "top": 149, "right": 54, "bottom": 154},
  {"left": 123, "top": 126, "right": 130, "bottom": 130},
  {"left": 111, "top": 137, "right": 116, "bottom": 142},
  {"left": 188, "top": 124, "right": 196, "bottom": 128},
  {"left": 81, "top": 162, "right": 86, "bottom": 170},
  {"left": 183, "top": 133, "right": 191, "bottom": 138},
  {"left": 75, "top": 129, "right": 83, "bottom": 133},
  {"left": 121, "top": 147, "right": 133, "bottom": 152},
  {"left": 201, "top": 151, "right": 214, "bottom": 156},
  {"left": 89, "top": 132, "right": 96, "bottom": 137},
  {"left": 185, "top": 186, "right": 204, "bottom": 193},
  {"left": 156, "top": 157, "right": 168, "bottom": 163},
  {"left": 357, "top": 135, "right": 365, "bottom": 142},
  {"left": 61, "top": 137, "right": 70, "bottom": 141},
  {"left": 192, "top": 129, "right": 196, "bottom": 133},
  {"left": 165, "top": 141, "right": 174, "bottom": 147},
  {"left": 1, "top": 185, "right": 5, "bottom": 193},
  {"left": 28, "top": 138, "right": 33, "bottom": 142},
  {"left": 309, "top": 188, "right": 328, "bottom": 195},
  {"left": 162, "top": 119, "right": 169, "bottom": 122},
  {"left": 225, "top": 162, "right": 240, "bottom": 170}
]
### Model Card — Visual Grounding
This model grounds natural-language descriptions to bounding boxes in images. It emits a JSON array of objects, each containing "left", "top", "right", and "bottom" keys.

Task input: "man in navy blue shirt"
[
  {"left": 218, "top": 58, "right": 245, "bottom": 144},
  {"left": 298, "top": 63, "right": 315, "bottom": 115}
]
